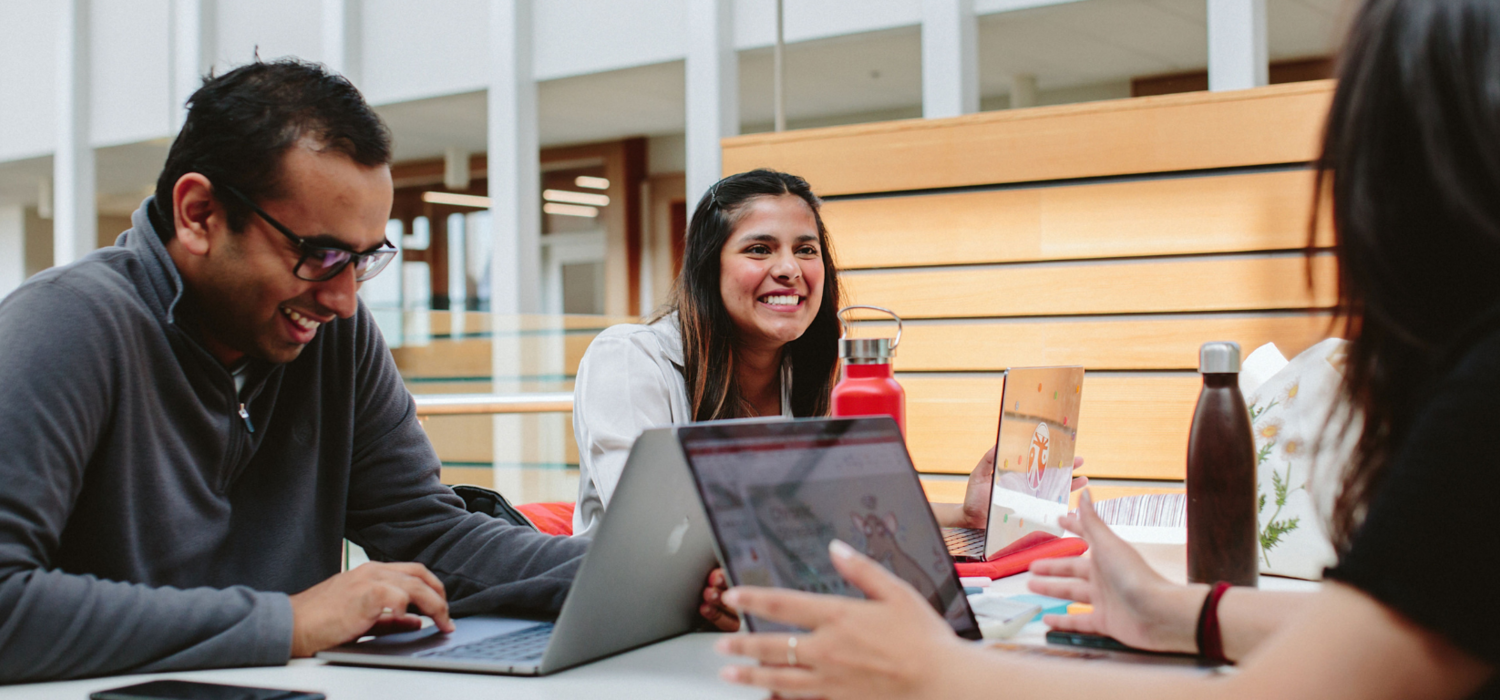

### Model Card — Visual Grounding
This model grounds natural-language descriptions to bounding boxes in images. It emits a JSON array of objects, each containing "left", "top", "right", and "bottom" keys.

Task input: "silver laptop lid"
[{"left": 538, "top": 426, "right": 719, "bottom": 673}]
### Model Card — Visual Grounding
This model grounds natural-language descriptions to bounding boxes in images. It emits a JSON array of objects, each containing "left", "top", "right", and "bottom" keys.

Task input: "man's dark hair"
[{"left": 154, "top": 59, "right": 392, "bottom": 237}]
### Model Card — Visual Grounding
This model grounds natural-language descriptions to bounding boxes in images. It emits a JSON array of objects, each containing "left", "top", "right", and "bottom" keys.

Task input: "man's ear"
[{"left": 171, "top": 173, "right": 219, "bottom": 256}]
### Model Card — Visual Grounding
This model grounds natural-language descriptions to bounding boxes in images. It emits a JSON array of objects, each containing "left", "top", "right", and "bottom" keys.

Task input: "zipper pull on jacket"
[{"left": 238, "top": 403, "right": 255, "bottom": 433}]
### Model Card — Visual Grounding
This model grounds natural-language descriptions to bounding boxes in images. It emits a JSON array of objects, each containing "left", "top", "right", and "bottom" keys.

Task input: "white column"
[
  {"left": 1207, "top": 0, "right": 1268, "bottom": 92},
  {"left": 321, "top": 0, "right": 361, "bottom": 84},
  {"left": 0, "top": 205, "right": 25, "bottom": 300},
  {"left": 169, "top": 0, "right": 213, "bottom": 132},
  {"left": 487, "top": 0, "right": 540, "bottom": 488},
  {"left": 54, "top": 0, "right": 95, "bottom": 267},
  {"left": 685, "top": 0, "right": 736, "bottom": 203},
  {"left": 1010, "top": 73, "right": 1038, "bottom": 109},
  {"left": 921, "top": 0, "right": 978, "bottom": 119},
  {"left": 488, "top": 0, "right": 540, "bottom": 316}
]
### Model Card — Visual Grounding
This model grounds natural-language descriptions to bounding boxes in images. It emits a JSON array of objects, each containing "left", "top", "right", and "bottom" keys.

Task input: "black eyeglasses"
[{"left": 219, "top": 183, "right": 397, "bottom": 283}]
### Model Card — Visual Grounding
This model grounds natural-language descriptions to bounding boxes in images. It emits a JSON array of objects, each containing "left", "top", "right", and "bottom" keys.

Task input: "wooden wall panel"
[
  {"left": 844, "top": 254, "right": 1335, "bottom": 319},
  {"left": 904, "top": 375, "right": 1200, "bottom": 480},
  {"left": 723, "top": 81, "right": 1333, "bottom": 196},
  {"left": 822, "top": 169, "right": 1332, "bottom": 269},
  {"left": 855, "top": 313, "right": 1334, "bottom": 372}
]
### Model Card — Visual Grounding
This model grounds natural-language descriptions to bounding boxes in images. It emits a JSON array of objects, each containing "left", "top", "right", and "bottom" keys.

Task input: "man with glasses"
[{"left": 0, "top": 60, "right": 588, "bottom": 682}]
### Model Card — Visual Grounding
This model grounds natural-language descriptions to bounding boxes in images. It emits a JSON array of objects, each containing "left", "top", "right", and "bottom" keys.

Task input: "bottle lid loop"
[
  {"left": 837, "top": 305, "right": 902, "bottom": 349},
  {"left": 837, "top": 306, "right": 902, "bottom": 363}
]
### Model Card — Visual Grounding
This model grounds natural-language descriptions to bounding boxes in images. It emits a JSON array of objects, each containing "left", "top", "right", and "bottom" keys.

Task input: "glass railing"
[{"left": 374, "top": 309, "right": 637, "bottom": 506}]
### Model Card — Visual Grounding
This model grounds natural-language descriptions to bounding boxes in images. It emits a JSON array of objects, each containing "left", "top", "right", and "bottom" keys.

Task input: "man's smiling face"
[{"left": 180, "top": 141, "right": 394, "bottom": 366}]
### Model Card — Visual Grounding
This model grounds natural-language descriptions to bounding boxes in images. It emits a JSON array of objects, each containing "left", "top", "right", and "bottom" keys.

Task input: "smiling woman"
[{"left": 569, "top": 169, "right": 845, "bottom": 540}]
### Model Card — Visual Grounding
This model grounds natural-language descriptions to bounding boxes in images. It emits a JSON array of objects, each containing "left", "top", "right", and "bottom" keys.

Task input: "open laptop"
[
  {"left": 679, "top": 416, "right": 983, "bottom": 640},
  {"left": 942, "top": 366, "right": 1085, "bottom": 562},
  {"left": 316, "top": 427, "right": 718, "bottom": 675}
]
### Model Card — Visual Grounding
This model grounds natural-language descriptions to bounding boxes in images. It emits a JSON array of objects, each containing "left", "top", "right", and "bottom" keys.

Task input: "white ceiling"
[
  {"left": 2, "top": 0, "right": 1353, "bottom": 204},
  {"left": 380, "top": 0, "right": 1350, "bottom": 161}
]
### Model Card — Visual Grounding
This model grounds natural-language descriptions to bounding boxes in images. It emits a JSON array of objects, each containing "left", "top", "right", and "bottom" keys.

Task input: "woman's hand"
[
  {"left": 947, "top": 453, "right": 1088, "bottom": 530},
  {"left": 1026, "top": 490, "right": 1205, "bottom": 654},
  {"left": 715, "top": 539, "right": 973, "bottom": 700},
  {"left": 699, "top": 568, "right": 740, "bottom": 631}
]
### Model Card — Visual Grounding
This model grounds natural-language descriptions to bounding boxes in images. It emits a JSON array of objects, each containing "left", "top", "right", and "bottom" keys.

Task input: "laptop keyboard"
[
  {"left": 943, "top": 527, "right": 985, "bottom": 557},
  {"left": 416, "top": 623, "right": 554, "bottom": 662}
]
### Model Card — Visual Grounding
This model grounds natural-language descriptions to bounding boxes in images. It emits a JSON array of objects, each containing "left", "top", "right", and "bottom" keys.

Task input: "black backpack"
[{"left": 449, "top": 484, "right": 538, "bottom": 531}]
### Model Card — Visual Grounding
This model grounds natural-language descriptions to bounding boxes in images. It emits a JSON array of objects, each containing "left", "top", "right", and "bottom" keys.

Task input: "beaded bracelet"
[{"left": 1194, "top": 581, "right": 1234, "bottom": 664}]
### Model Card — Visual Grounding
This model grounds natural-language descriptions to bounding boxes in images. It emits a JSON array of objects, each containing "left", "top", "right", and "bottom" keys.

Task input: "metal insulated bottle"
[
  {"left": 1186, "top": 341, "right": 1260, "bottom": 587},
  {"left": 831, "top": 305, "right": 906, "bottom": 434}
]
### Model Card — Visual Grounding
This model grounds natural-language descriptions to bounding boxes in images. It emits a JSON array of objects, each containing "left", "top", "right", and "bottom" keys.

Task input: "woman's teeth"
[
  {"left": 761, "top": 295, "right": 800, "bottom": 306},
  {"left": 282, "top": 307, "right": 321, "bottom": 332}
]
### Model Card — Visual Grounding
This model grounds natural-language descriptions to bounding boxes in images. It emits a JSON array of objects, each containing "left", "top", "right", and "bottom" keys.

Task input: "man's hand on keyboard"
[{"left": 288, "top": 561, "right": 456, "bottom": 657}]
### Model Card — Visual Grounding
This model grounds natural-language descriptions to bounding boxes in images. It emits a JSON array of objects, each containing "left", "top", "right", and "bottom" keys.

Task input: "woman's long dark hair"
[
  {"left": 652, "top": 169, "right": 843, "bottom": 421},
  {"left": 1315, "top": 0, "right": 1500, "bottom": 550}
]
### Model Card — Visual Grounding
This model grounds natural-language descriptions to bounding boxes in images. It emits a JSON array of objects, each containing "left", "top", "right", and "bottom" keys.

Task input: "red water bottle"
[{"left": 831, "top": 305, "right": 906, "bottom": 434}]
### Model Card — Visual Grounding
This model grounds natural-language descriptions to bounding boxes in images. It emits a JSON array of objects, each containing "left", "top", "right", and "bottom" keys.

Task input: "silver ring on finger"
[{"left": 786, "top": 635, "right": 799, "bottom": 666}]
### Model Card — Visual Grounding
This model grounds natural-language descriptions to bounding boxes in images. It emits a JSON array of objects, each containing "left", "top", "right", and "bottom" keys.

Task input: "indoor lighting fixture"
[
  {"left": 543, "top": 202, "right": 599, "bottom": 218},
  {"left": 574, "top": 175, "right": 610, "bottom": 190},
  {"left": 421, "top": 191, "right": 491, "bottom": 208},
  {"left": 542, "top": 189, "right": 610, "bottom": 207}
]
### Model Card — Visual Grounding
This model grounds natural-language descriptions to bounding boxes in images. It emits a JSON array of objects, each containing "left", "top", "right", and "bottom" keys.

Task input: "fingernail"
[
  {"left": 829, "top": 538, "right": 855, "bottom": 560},
  {"left": 715, "top": 637, "right": 733, "bottom": 654},
  {"left": 720, "top": 666, "right": 744, "bottom": 683},
  {"left": 723, "top": 589, "right": 741, "bottom": 607},
  {"left": 707, "top": 588, "right": 719, "bottom": 602}
]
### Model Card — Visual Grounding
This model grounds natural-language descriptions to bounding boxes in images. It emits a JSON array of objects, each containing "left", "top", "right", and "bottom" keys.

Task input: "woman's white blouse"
[{"left": 571, "top": 314, "right": 790, "bottom": 538}]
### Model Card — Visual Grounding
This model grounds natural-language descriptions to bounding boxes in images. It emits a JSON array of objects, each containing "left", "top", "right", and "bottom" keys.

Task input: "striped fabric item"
[{"left": 1092, "top": 493, "right": 1186, "bottom": 528}]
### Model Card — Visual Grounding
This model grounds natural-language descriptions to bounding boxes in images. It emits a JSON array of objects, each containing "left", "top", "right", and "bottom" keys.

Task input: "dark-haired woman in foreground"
[{"left": 717, "top": 0, "right": 1499, "bottom": 697}]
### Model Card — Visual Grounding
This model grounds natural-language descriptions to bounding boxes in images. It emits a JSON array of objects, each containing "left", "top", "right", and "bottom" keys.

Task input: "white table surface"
[
  {"left": 0, "top": 544, "right": 1318, "bottom": 699},
  {"left": 0, "top": 633, "right": 764, "bottom": 700}
]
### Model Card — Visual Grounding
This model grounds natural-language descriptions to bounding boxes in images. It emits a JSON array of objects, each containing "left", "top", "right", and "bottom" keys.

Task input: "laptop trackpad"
[{"left": 333, "top": 617, "right": 544, "bottom": 657}]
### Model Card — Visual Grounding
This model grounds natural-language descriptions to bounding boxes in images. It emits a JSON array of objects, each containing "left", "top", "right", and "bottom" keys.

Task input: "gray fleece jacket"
[{"left": 0, "top": 199, "right": 588, "bottom": 683}]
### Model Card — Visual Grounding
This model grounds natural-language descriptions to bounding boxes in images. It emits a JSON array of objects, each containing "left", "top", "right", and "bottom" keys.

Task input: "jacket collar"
[{"left": 122, "top": 196, "right": 188, "bottom": 326}]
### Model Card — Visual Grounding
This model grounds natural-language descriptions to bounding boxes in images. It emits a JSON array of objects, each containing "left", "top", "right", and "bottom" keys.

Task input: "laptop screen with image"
[
  {"left": 983, "top": 366, "right": 1085, "bottom": 560},
  {"left": 680, "top": 418, "right": 981, "bottom": 640}
]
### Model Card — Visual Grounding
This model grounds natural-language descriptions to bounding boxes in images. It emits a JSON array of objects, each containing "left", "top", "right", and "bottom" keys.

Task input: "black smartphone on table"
[
  {"left": 1046, "top": 630, "right": 1210, "bottom": 662},
  {"left": 89, "top": 679, "right": 325, "bottom": 700}
]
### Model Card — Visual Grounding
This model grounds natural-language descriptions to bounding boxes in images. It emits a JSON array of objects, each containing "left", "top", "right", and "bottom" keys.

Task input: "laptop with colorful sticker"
[{"left": 942, "top": 366, "right": 1085, "bottom": 562}]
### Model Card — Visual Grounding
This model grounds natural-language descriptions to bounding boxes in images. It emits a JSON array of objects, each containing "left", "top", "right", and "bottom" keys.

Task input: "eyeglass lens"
[{"left": 296, "top": 247, "right": 396, "bottom": 283}]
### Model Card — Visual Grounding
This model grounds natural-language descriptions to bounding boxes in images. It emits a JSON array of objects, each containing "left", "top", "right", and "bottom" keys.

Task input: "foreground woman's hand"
[
  {"left": 699, "top": 568, "right": 740, "bottom": 631},
  {"left": 1026, "top": 490, "right": 1205, "bottom": 654},
  {"left": 715, "top": 539, "right": 973, "bottom": 700}
]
